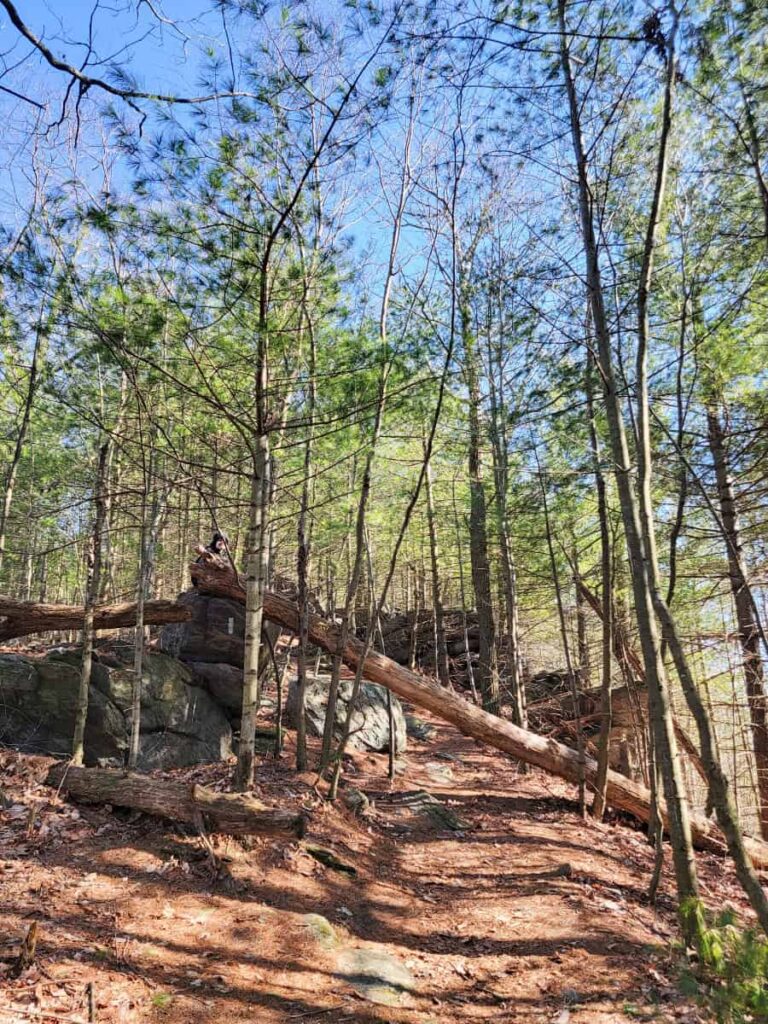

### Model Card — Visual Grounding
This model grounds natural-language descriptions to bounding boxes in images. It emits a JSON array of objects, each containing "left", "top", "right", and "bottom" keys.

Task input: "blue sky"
[{"left": 5, "top": 0, "right": 220, "bottom": 97}]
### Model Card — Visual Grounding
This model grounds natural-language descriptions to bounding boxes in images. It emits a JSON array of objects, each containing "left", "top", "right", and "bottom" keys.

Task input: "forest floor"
[{"left": 0, "top": 707, "right": 748, "bottom": 1024}]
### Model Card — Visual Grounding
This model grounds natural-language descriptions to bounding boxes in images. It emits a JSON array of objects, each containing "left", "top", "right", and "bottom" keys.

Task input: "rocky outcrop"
[
  {"left": 286, "top": 674, "right": 406, "bottom": 754},
  {"left": 0, "top": 644, "right": 232, "bottom": 769},
  {"left": 160, "top": 590, "right": 278, "bottom": 722},
  {"left": 160, "top": 591, "right": 246, "bottom": 666},
  {"left": 186, "top": 661, "right": 244, "bottom": 717}
]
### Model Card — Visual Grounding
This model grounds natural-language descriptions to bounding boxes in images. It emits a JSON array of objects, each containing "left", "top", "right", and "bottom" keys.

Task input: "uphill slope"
[{"left": 0, "top": 716, "right": 731, "bottom": 1022}]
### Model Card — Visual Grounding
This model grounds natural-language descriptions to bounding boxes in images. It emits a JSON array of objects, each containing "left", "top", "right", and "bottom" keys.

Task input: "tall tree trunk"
[
  {"left": 558, "top": 0, "right": 701, "bottom": 941},
  {"left": 295, "top": 311, "right": 317, "bottom": 771},
  {"left": 487, "top": 324, "right": 526, "bottom": 726},
  {"left": 129, "top": 449, "right": 165, "bottom": 770},
  {"left": 631, "top": 8, "right": 768, "bottom": 936},
  {"left": 71, "top": 441, "right": 110, "bottom": 766},
  {"left": 586, "top": 353, "right": 613, "bottom": 820},
  {"left": 459, "top": 274, "right": 499, "bottom": 713},
  {"left": 451, "top": 473, "right": 478, "bottom": 702},
  {"left": 538, "top": 455, "right": 586, "bottom": 817},
  {"left": 99, "top": 370, "right": 129, "bottom": 603},
  {"left": 424, "top": 445, "right": 450, "bottom": 687},
  {"left": 129, "top": 478, "right": 149, "bottom": 771},
  {"left": 320, "top": 87, "right": 415, "bottom": 768},
  {"left": 574, "top": 545, "right": 591, "bottom": 687},
  {"left": 0, "top": 319, "right": 45, "bottom": 574},
  {"left": 237, "top": 437, "right": 271, "bottom": 790},
  {"left": 707, "top": 404, "right": 768, "bottom": 840}
]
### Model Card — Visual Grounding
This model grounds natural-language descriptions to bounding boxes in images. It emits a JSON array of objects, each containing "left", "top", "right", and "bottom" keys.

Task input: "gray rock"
[
  {"left": 342, "top": 787, "right": 371, "bottom": 815},
  {"left": 335, "top": 948, "right": 415, "bottom": 1006},
  {"left": 0, "top": 652, "right": 126, "bottom": 762},
  {"left": 187, "top": 661, "right": 244, "bottom": 716},
  {"left": 0, "top": 647, "right": 232, "bottom": 769},
  {"left": 286, "top": 674, "right": 406, "bottom": 754},
  {"left": 160, "top": 590, "right": 279, "bottom": 674},
  {"left": 404, "top": 713, "right": 436, "bottom": 741},
  {"left": 303, "top": 913, "right": 339, "bottom": 950},
  {"left": 160, "top": 591, "right": 245, "bottom": 666}
]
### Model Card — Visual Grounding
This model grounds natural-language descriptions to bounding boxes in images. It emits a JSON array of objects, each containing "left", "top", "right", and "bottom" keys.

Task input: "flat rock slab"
[
  {"left": 425, "top": 761, "right": 454, "bottom": 784},
  {"left": 335, "top": 948, "right": 415, "bottom": 1007},
  {"left": 374, "top": 789, "right": 471, "bottom": 832},
  {"left": 303, "top": 913, "right": 416, "bottom": 1006}
]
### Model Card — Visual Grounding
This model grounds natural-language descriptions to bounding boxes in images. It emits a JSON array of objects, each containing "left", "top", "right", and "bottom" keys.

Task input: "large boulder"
[
  {"left": 286, "top": 674, "right": 406, "bottom": 754},
  {"left": 160, "top": 590, "right": 278, "bottom": 721},
  {"left": 186, "top": 661, "right": 244, "bottom": 718},
  {"left": 0, "top": 645, "right": 232, "bottom": 769},
  {"left": 160, "top": 590, "right": 246, "bottom": 666}
]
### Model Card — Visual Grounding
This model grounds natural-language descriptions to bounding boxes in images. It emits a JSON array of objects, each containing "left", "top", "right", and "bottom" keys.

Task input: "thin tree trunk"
[
  {"left": 452, "top": 473, "right": 478, "bottom": 702},
  {"left": 460, "top": 274, "right": 499, "bottom": 713},
  {"left": 129, "top": 487, "right": 149, "bottom": 770},
  {"left": 295, "top": 310, "right": 317, "bottom": 771},
  {"left": 630, "top": 7, "right": 768, "bottom": 934},
  {"left": 574, "top": 545, "right": 591, "bottom": 687},
  {"left": 319, "top": 82, "right": 416, "bottom": 768},
  {"left": 707, "top": 403, "right": 768, "bottom": 840},
  {"left": 129, "top": 449, "right": 164, "bottom": 769},
  {"left": 71, "top": 441, "right": 110, "bottom": 766},
  {"left": 558, "top": 0, "right": 701, "bottom": 941},
  {"left": 0, "top": 319, "right": 45, "bottom": 574},
  {"left": 237, "top": 438, "right": 271, "bottom": 790},
  {"left": 99, "top": 370, "right": 129, "bottom": 603},
  {"left": 586, "top": 353, "right": 613, "bottom": 819},
  {"left": 538, "top": 454, "right": 586, "bottom": 817},
  {"left": 488, "top": 342, "right": 526, "bottom": 725},
  {"left": 424, "top": 445, "right": 450, "bottom": 687}
]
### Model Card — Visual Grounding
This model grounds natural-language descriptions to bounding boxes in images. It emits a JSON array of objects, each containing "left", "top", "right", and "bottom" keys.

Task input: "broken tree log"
[
  {"left": 0, "top": 597, "right": 191, "bottom": 643},
  {"left": 46, "top": 763, "right": 305, "bottom": 837},
  {"left": 190, "top": 559, "right": 768, "bottom": 869}
]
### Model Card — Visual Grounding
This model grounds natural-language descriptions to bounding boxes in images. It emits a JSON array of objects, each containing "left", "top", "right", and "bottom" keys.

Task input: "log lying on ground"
[
  {"left": 0, "top": 597, "right": 191, "bottom": 643},
  {"left": 46, "top": 763, "right": 305, "bottom": 837},
  {"left": 192, "top": 558, "right": 768, "bottom": 869}
]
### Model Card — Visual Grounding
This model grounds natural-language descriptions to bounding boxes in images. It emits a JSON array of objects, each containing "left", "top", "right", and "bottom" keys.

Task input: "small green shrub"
[
  {"left": 679, "top": 902, "right": 768, "bottom": 1023},
  {"left": 151, "top": 992, "right": 174, "bottom": 1011}
]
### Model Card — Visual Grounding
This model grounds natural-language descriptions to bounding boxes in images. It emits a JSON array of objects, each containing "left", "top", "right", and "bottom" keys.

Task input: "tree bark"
[
  {"left": 586, "top": 352, "right": 612, "bottom": 819},
  {"left": 72, "top": 442, "right": 110, "bottom": 766},
  {"left": 0, "top": 597, "right": 190, "bottom": 642},
  {"left": 0, "top": 317, "right": 45, "bottom": 575},
  {"left": 424, "top": 449, "right": 450, "bottom": 687},
  {"left": 558, "top": 1, "right": 702, "bottom": 940},
  {"left": 46, "top": 763, "right": 304, "bottom": 837},
  {"left": 459, "top": 271, "right": 499, "bottom": 714},
  {"left": 190, "top": 559, "right": 768, "bottom": 868},
  {"left": 487, "top": 326, "right": 526, "bottom": 727},
  {"left": 707, "top": 404, "right": 768, "bottom": 839},
  {"left": 295, "top": 308, "right": 317, "bottom": 771},
  {"left": 237, "top": 440, "right": 271, "bottom": 790},
  {"left": 537, "top": 455, "right": 586, "bottom": 816}
]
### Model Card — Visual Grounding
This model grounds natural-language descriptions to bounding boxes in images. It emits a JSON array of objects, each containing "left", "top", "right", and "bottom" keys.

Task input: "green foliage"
[
  {"left": 678, "top": 901, "right": 768, "bottom": 1023},
  {"left": 150, "top": 992, "right": 174, "bottom": 1011}
]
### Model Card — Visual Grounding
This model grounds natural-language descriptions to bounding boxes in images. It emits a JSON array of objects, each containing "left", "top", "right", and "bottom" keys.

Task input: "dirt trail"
[{"left": 0, "top": 714, "right": 735, "bottom": 1023}]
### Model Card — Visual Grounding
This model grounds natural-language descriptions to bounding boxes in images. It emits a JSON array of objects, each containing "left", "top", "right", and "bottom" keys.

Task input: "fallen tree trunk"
[
  {"left": 46, "top": 763, "right": 305, "bottom": 838},
  {"left": 191, "top": 559, "right": 768, "bottom": 869},
  {"left": 0, "top": 597, "right": 191, "bottom": 643}
]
